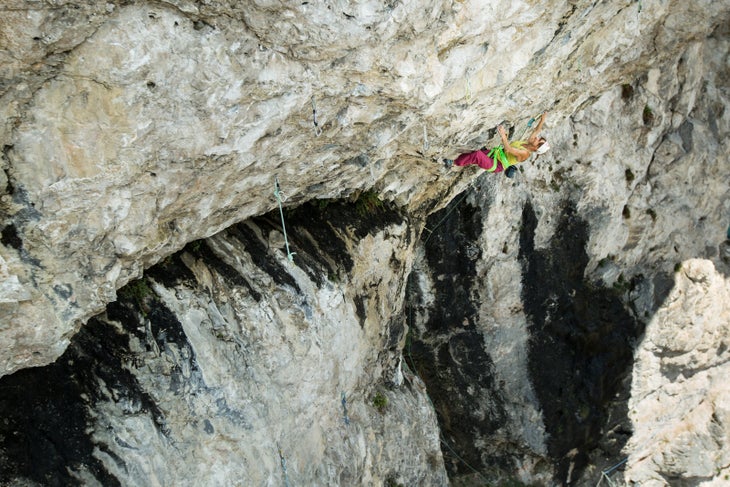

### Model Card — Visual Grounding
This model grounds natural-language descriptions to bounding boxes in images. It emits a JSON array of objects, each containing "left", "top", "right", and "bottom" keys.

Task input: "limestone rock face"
[
  {"left": 1, "top": 0, "right": 729, "bottom": 486},
  {"left": 0, "top": 204, "right": 448, "bottom": 486},
  {"left": 1, "top": 0, "right": 726, "bottom": 376},
  {"left": 626, "top": 260, "right": 730, "bottom": 486}
]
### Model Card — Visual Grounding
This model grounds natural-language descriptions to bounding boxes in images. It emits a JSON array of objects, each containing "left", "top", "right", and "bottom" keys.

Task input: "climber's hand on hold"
[{"left": 498, "top": 125, "right": 509, "bottom": 145}]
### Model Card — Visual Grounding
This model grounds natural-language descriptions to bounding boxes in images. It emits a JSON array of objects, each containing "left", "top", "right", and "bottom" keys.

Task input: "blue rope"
[
  {"left": 520, "top": 114, "right": 539, "bottom": 139},
  {"left": 602, "top": 457, "right": 627, "bottom": 476},
  {"left": 274, "top": 176, "right": 296, "bottom": 262}
]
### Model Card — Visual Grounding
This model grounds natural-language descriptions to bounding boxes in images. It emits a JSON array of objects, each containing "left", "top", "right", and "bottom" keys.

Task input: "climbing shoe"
[
  {"left": 505, "top": 166, "right": 517, "bottom": 178},
  {"left": 443, "top": 158, "right": 454, "bottom": 168}
]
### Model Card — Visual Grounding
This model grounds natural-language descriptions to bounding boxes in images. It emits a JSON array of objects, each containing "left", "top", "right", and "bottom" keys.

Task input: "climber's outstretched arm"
[
  {"left": 529, "top": 111, "right": 548, "bottom": 139},
  {"left": 498, "top": 125, "right": 530, "bottom": 160}
]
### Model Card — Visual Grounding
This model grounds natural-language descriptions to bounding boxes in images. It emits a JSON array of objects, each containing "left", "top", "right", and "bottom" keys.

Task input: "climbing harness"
[
  {"left": 311, "top": 96, "right": 323, "bottom": 137},
  {"left": 487, "top": 145, "right": 510, "bottom": 171},
  {"left": 274, "top": 176, "right": 296, "bottom": 262},
  {"left": 341, "top": 392, "right": 351, "bottom": 426}
]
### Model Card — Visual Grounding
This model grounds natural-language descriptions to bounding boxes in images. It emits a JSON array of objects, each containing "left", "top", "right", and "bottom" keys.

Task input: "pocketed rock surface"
[{"left": 1, "top": 0, "right": 729, "bottom": 485}]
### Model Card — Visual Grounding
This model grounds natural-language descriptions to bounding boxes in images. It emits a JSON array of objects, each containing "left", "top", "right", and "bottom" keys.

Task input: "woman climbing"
[{"left": 445, "top": 111, "right": 550, "bottom": 177}]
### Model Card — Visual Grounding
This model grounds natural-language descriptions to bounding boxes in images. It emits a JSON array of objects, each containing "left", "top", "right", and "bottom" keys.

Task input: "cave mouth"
[{"left": 0, "top": 191, "right": 409, "bottom": 486}]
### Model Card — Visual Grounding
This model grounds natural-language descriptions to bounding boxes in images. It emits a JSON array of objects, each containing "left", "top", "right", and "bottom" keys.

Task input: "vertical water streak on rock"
[
  {"left": 518, "top": 200, "right": 645, "bottom": 484},
  {"left": 407, "top": 194, "right": 510, "bottom": 482},
  {"left": 0, "top": 198, "right": 448, "bottom": 485},
  {"left": 0, "top": 290, "right": 181, "bottom": 486}
]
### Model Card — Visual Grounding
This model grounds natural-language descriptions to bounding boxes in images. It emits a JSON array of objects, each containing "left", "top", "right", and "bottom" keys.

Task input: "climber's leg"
[{"left": 454, "top": 150, "right": 497, "bottom": 171}]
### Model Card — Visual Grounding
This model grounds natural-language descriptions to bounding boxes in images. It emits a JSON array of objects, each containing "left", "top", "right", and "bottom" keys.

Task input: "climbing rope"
[
  {"left": 519, "top": 114, "right": 541, "bottom": 140},
  {"left": 423, "top": 174, "right": 485, "bottom": 244},
  {"left": 274, "top": 176, "right": 296, "bottom": 262},
  {"left": 596, "top": 457, "right": 628, "bottom": 486},
  {"left": 311, "top": 96, "right": 323, "bottom": 137}
]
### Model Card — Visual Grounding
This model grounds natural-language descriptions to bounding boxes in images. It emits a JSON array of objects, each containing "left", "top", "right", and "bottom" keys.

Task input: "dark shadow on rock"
[
  {"left": 518, "top": 200, "right": 646, "bottom": 484},
  {"left": 406, "top": 194, "right": 508, "bottom": 480},
  {"left": 0, "top": 282, "right": 194, "bottom": 486}
]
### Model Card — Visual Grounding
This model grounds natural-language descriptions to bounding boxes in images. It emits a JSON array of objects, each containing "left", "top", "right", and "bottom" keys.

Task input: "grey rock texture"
[
  {"left": 0, "top": 207, "right": 448, "bottom": 486},
  {"left": 1, "top": 0, "right": 729, "bottom": 485},
  {"left": 626, "top": 259, "right": 730, "bottom": 486}
]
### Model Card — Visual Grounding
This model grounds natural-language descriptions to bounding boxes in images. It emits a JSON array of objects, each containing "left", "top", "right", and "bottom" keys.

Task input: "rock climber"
[{"left": 444, "top": 111, "right": 550, "bottom": 178}]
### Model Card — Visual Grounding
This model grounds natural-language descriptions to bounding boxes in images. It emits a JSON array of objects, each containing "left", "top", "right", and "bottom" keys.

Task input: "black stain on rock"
[
  {"left": 1, "top": 223, "right": 22, "bottom": 250},
  {"left": 0, "top": 354, "right": 121, "bottom": 487},
  {"left": 407, "top": 195, "right": 507, "bottom": 478},
  {"left": 0, "top": 276, "right": 206, "bottom": 485},
  {"left": 519, "top": 200, "right": 644, "bottom": 484},
  {"left": 421, "top": 196, "right": 482, "bottom": 333},
  {"left": 385, "top": 316, "right": 405, "bottom": 350},
  {"left": 147, "top": 295, "right": 189, "bottom": 351},
  {"left": 678, "top": 119, "right": 693, "bottom": 152},
  {"left": 53, "top": 283, "right": 73, "bottom": 300},
  {"left": 0, "top": 315, "right": 148, "bottom": 486},
  {"left": 145, "top": 244, "right": 198, "bottom": 290},
  {"left": 287, "top": 201, "right": 355, "bottom": 279},
  {"left": 409, "top": 330, "right": 506, "bottom": 477},
  {"left": 195, "top": 238, "right": 263, "bottom": 302},
  {"left": 354, "top": 295, "right": 367, "bottom": 328},
  {"left": 227, "top": 221, "right": 301, "bottom": 293},
  {"left": 344, "top": 154, "right": 369, "bottom": 167},
  {"left": 286, "top": 196, "right": 405, "bottom": 281}
]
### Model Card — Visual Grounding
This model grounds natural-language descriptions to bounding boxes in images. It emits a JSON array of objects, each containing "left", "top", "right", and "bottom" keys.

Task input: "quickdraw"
[{"left": 274, "top": 176, "right": 296, "bottom": 262}]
